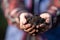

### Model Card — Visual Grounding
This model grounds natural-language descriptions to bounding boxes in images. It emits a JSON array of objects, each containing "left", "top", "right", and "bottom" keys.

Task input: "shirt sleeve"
[
  {"left": 2, "top": 0, "right": 28, "bottom": 22},
  {"left": 9, "top": 0, "right": 27, "bottom": 12}
]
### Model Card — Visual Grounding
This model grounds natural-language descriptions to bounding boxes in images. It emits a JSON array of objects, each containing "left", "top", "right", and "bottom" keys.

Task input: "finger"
[
  {"left": 36, "top": 29, "right": 39, "bottom": 32},
  {"left": 19, "top": 14, "right": 27, "bottom": 24},
  {"left": 24, "top": 24, "right": 31, "bottom": 29},
  {"left": 20, "top": 24, "right": 25, "bottom": 29},
  {"left": 45, "top": 17, "right": 51, "bottom": 23},
  {"left": 29, "top": 29, "right": 35, "bottom": 34},
  {"left": 39, "top": 24, "right": 46, "bottom": 27},
  {"left": 24, "top": 25, "right": 35, "bottom": 32},
  {"left": 40, "top": 13, "right": 51, "bottom": 19},
  {"left": 36, "top": 25, "right": 39, "bottom": 28},
  {"left": 32, "top": 34, "right": 36, "bottom": 36}
]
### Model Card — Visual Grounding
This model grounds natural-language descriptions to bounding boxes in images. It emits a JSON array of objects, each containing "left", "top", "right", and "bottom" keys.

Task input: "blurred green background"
[{"left": 0, "top": 4, "right": 7, "bottom": 40}]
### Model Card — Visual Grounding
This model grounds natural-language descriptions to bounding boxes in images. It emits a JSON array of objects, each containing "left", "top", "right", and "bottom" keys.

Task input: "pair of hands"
[{"left": 18, "top": 12, "right": 52, "bottom": 36}]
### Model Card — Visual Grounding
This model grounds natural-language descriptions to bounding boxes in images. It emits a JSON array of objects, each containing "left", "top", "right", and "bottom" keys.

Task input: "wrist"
[{"left": 8, "top": 8, "right": 29, "bottom": 23}]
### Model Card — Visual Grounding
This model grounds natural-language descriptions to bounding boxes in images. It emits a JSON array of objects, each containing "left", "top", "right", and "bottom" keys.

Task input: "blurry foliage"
[{"left": 0, "top": 5, "right": 7, "bottom": 40}]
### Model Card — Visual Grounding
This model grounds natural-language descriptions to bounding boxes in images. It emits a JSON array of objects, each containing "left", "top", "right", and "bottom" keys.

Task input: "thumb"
[{"left": 19, "top": 13, "right": 27, "bottom": 25}]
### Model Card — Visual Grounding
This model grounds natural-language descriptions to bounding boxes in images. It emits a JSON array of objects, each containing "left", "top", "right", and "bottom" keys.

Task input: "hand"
[
  {"left": 19, "top": 13, "right": 36, "bottom": 35},
  {"left": 36, "top": 13, "right": 52, "bottom": 33}
]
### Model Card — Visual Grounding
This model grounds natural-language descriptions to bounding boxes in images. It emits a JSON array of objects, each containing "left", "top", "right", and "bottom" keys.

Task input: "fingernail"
[
  {"left": 36, "top": 26, "right": 39, "bottom": 28},
  {"left": 32, "top": 34, "right": 35, "bottom": 36},
  {"left": 36, "top": 30, "right": 39, "bottom": 32},
  {"left": 28, "top": 24, "right": 31, "bottom": 26}
]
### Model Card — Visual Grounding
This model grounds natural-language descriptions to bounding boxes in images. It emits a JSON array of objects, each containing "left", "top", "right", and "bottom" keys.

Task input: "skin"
[
  {"left": 18, "top": 12, "right": 52, "bottom": 35},
  {"left": 12, "top": 6, "right": 57, "bottom": 35}
]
